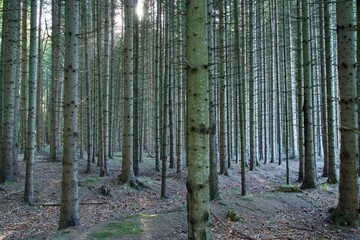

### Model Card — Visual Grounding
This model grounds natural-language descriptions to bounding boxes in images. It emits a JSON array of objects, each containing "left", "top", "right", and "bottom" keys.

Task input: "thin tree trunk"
[
  {"left": 24, "top": 0, "right": 37, "bottom": 206},
  {"left": 249, "top": 0, "right": 256, "bottom": 171},
  {"left": 82, "top": 0, "right": 93, "bottom": 174},
  {"left": 102, "top": 0, "right": 110, "bottom": 176},
  {"left": 50, "top": 0, "right": 61, "bottom": 162},
  {"left": 20, "top": 0, "right": 28, "bottom": 153},
  {"left": 218, "top": 0, "right": 228, "bottom": 175},
  {"left": 208, "top": 0, "right": 219, "bottom": 201}
]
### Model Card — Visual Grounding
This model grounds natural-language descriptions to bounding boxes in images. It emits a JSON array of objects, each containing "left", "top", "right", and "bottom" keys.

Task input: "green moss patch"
[
  {"left": 90, "top": 220, "right": 142, "bottom": 240},
  {"left": 276, "top": 184, "right": 302, "bottom": 193},
  {"left": 139, "top": 213, "right": 158, "bottom": 219},
  {"left": 83, "top": 177, "right": 98, "bottom": 184}
]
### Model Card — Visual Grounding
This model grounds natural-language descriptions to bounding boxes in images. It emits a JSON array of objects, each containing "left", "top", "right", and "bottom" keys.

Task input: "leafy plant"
[
  {"left": 227, "top": 209, "right": 241, "bottom": 222},
  {"left": 320, "top": 182, "right": 329, "bottom": 190}
]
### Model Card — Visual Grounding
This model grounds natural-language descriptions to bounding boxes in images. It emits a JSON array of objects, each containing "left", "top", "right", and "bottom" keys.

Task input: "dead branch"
[{"left": 40, "top": 201, "right": 108, "bottom": 207}]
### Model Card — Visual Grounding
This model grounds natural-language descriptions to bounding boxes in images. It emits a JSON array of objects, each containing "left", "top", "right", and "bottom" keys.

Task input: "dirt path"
[{"left": 0, "top": 153, "right": 359, "bottom": 240}]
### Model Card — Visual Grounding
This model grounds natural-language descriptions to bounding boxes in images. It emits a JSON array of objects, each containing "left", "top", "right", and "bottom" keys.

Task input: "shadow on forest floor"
[{"left": 0, "top": 152, "right": 359, "bottom": 240}]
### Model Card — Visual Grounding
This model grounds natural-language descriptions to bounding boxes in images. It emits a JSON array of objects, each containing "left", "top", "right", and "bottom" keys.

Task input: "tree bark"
[
  {"left": 186, "top": 0, "right": 211, "bottom": 238},
  {"left": 331, "top": 0, "right": 359, "bottom": 227},
  {"left": 59, "top": 0, "right": 80, "bottom": 229},
  {"left": 301, "top": 0, "right": 317, "bottom": 189},
  {"left": 120, "top": 0, "right": 136, "bottom": 185},
  {"left": 0, "top": 0, "right": 21, "bottom": 183},
  {"left": 24, "top": 0, "right": 38, "bottom": 206}
]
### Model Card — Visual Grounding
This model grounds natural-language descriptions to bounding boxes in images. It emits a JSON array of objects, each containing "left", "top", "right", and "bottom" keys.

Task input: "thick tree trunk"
[
  {"left": 59, "top": 0, "right": 80, "bottom": 229},
  {"left": 186, "top": 0, "right": 211, "bottom": 238},
  {"left": 0, "top": 0, "right": 21, "bottom": 183},
  {"left": 120, "top": 0, "right": 136, "bottom": 185},
  {"left": 331, "top": 0, "right": 359, "bottom": 227},
  {"left": 301, "top": 0, "right": 317, "bottom": 189}
]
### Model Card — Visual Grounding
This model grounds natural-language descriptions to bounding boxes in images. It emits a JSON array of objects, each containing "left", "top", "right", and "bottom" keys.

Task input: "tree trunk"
[
  {"left": 301, "top": 0, "right": 317, "bottom": 189},
  {"left": 20, "top": 0, "right": 28, "bottom": 153},
  {"left": 50, "top": 0, "right": 61, "bottom": 162},
  {"left": 186, "top": 0, "right": 211, "bottom": 238},
  {"left": 59, "top": 0, "right": 80, "bottom": 229},
  {"left": 208, "top": 0, "right": 219, "bottom": 201},
  {"left": 120, "top": 0, "right": 136, "bottom": 185},
  {"left": 249, "top": 0, "right": 256, "bottom": 171},
  {"left": 0, "top": 0, "right": 21, "bottom": 183},
  {"left": 24, "top": 0, "right": 38, "bottom": 206},
  {"left": 331, "top": 0, "right": 359, "bottom": 227},
  {"left": 102, "top": 0, "right": 110, "bottom": 177},
  {"left": 82, "top": 0, "right": 93, "bottom": 174},
  {"left": 218, "top": 0, "right": 228, "bottom": 175}
]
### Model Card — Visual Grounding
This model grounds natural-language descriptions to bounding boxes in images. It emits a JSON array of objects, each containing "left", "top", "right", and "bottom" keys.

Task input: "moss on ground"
[
  {"left": 276, "top": 184, "right": 302, "bottom": 193},
  {"left": 90, "top": 220, "right": 142, "bottom": 240}
]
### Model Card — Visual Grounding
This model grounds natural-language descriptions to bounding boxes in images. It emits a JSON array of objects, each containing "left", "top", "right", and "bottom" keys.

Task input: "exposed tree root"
[{"left": 119, "top": 176, "right": 151, "bottom": 191}]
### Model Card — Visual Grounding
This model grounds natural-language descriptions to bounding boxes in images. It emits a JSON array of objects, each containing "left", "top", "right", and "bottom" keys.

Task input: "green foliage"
[
  {"left": 90, "top": 221, "right": 142, "bottom": 240},
  {"left": 83, "top": 177, "right": 97, "bottom": 184},
  {"left": 320, "top": 182, "right": 329, "bottom": 190},
  {"left": 3, "top": 181, "right": 16, "bottom": 187},
  {"left": 276, "top": 184, "right": 302, "bottom": 193},
  {"left": 227, "top": 209, "right": 241, "bottom": 222}
]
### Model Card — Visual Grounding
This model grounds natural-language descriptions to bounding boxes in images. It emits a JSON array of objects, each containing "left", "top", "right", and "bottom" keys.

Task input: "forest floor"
[{"left": 0, "top": 152, "right": 359, "bottom": 240}]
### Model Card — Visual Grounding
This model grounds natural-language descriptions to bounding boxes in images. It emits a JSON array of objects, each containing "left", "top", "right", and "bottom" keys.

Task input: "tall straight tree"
[
  {"left": 218, "top": 0, "right": 228, "bottom": 175},
  {"left": 248, "top": 0, "right": 256, "bottom": 171},
  {"left": 59, "top": 0, "right": 80, "bottom": 229},
  {"left": 331, "top": 0, "right": 359, "bottom": 227},
  {"left": 357, "top": 0, "right": 360, "bottom": 176},
  {"left": 301, "top": 0, "right": 317, "bottom": 189},
  {"left": 0, "top": 0, "right": 21, "bottom": 183},
  {"left": 101, "top": 0, "right": 111, "bottom": 177},
  {"left": 296, "top": 0, "right": 304, "bottom": 182},
  {"left": 120, "top": 0, "right": 137, "bottom": 187},
  {"left": 36, "top": 0, "right": 44, "bottom": 151},
  {"left": 24, "top": 0, "right": 38, "bottom": 206},
  {"left": 186, "top": 0, "right": 211, "bottom": 238},
  {"left": 20, "top": 0, "right": 28, "bottom": 152},
  {"left": 324, "top": 0, "right": 337, "bottom": 184},
  {"left": 208, "top": 0, "right": 219, "bottom": 201},
  {"left": 82, "top": 0, "right": 94, "bottom": 174},
  {"left": 50, "top": 0, "right": 62, "bottom": 162}
]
